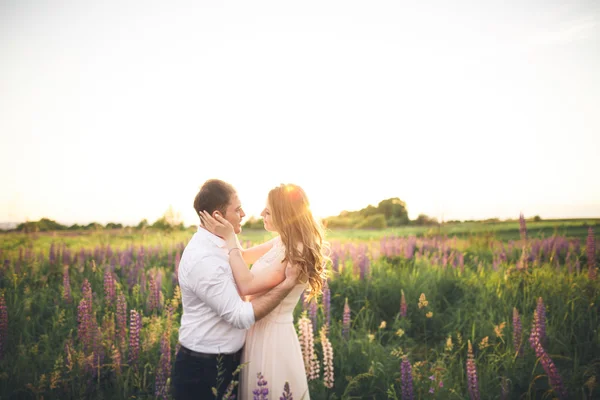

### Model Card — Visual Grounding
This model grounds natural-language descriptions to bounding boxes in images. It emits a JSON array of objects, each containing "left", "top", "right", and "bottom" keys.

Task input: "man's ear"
[{"left": 213, "top": 210, "right": 222, "bottom": 219}]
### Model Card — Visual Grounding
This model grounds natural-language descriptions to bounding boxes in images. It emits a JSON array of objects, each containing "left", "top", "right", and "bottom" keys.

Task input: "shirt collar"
[{"left": 196, "top": 226, "right": 226, "bottom": 248}]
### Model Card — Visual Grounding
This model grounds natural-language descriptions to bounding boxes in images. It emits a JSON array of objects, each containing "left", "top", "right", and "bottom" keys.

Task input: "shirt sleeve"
[{"left": 191, "top": 256, "right": 255, "bottom": 330}]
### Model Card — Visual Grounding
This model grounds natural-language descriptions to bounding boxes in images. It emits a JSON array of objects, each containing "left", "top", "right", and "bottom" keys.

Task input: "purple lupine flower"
[
  {"left": 512, "top": 308, "right": 522, "bottom": 356},
  {"left": 253, "top": 372, "right": 269, "bottom": 400},
  {"left": 174, "top": 251, "right": 181, "bottom": 284},
  {"left": 530, "top": 328, "right": 568, "bottom": 399},
  {"left": 0, "top": 295, "right": 7, "bottom": 359},
  {"left": 279, "top": 381, "right": 293, "bottom": 400},
  {"left": 400, "top": 356, "right": 414, "bottom": 400},
  {"left": 77, "top": 298, "right": 92, "bottom": 351},
  {"left": 400, "top": 290, "right": 407, "bottom": 318},
  {"left": 128, "top": 309, "right": 141, "bottom": 366},
  {"left": 104, "top": 270, "right": 116, "bottom": 306},
  {"left": 536, "top": 297, "right": 547, "bottom": 343},
  {"left": 466, "top": 340, "right": 480, "bottom": 400},
  {"left": 322, "top": 280, "right": 330, "bottom": 327},
  {"left": 91, "top": 321, "right": 104, "bottom": 377},
  {"left": 331, "top": 250, "right": 339, "bottom": 273},
  {"left": 63, "top": 267, "right": 72, "bottom": 304},
  {"left": 148, "top": 275, "right": 159, "bottom": 312},
  {"left": 116, "top": 293, "right": 127, "bottom": 350},
  {"left": 309, "top": 300, "right": 318, "bottom": 334},
  {"left": 155, "top": 332, "right": 172, "bottom": 399},
  {"left": 82, "top": 278, "right": 92, "bottom": 305},
  {"left": 342, "top": 298, "right": 351, "bottom": 340},
  {"left": 519, "top": 213, "right": 527, "bottom": 242},
  {"left": 49, "top": 242, "right": 56, "bottom": 265},
  {"left": 587, "top": 227, "right": 596, "bottom": 280}
]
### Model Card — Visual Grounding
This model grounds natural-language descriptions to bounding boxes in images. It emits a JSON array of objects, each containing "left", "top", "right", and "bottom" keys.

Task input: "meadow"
[{"left": 0, "top": 218, "right": 599, "bottom": 399}]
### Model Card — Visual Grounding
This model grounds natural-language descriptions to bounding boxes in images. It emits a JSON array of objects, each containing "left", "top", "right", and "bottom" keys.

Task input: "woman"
[{"left": 200, "top": 183, "right": 328, "bottom": 399}]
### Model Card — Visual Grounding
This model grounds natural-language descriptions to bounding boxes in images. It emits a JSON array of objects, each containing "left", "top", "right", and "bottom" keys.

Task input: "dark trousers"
[{"left": 171, "top": 345, "right": 242, "bottom": 400}]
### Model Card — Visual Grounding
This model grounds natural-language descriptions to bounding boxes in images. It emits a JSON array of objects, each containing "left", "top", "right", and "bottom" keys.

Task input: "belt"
[{"left": 178, "top": 344, "right": 242, "bottom": 363}]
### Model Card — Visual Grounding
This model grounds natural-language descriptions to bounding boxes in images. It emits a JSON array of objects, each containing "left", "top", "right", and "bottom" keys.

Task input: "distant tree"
[
  {"left": 136, "top": 219, "right": 149, "bottom": 230},
  {"left": 377, "top": 198, "right": 409, "bottom": 226},
  {"left": 151, "top": 206, "right": 185, "bottom": 232},
  {"left": 414, "top": 214, "right": 439, "bottom": 226},
  {"left": 533, "top": 215, "right": 542, "bottom": 222},
  {"left": 355, "top": 213, "right": 388, "bottom": 229},
  {"left": 243, "top": 217, "right": 264, "bottom": 230},
  {"left": 17, "top": 218, "right": 67, "bottom": 232},
  {"left": 105, "top": 222, "right": 123, "bottom": 229},
  {"left": 85, "top": 222, "right": 103, "bottom": 230}
]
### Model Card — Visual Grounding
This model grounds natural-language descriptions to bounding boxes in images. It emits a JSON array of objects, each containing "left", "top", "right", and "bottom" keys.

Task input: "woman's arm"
[
  {"left": 239, "top": 236, "right": 279, "bottom": 264},
  {"left": 200, "top": 211, "right": 286, "bottom": 296}
]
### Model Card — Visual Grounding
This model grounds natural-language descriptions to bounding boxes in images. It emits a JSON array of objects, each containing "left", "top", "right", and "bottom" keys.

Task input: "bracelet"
[{"left": 228, "top": 247, "right": 241, "bottom": 255}]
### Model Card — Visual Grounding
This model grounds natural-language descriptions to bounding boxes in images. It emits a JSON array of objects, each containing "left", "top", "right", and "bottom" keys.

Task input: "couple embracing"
[{"left": 171, "top": 179, "right": 328, "bottom": 400}]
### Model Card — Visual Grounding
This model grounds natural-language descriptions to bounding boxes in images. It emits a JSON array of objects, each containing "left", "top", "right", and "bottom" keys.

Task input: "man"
[{"left": 172, "top": 179, "right": 297, "bottom": 400}]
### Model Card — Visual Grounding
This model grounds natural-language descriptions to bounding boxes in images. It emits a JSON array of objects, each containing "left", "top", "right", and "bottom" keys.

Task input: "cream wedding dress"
[{"left": 238, "top": 236, "right": 310, "bottom": 400}]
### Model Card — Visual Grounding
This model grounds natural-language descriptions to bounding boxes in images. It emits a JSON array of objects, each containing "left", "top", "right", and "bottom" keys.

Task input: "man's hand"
[
  {"left": 200, "top": 211, "right": 235, "bottom": 242},
  {"left": 282, "top": 262, "right": 300, "bottom": 289}
]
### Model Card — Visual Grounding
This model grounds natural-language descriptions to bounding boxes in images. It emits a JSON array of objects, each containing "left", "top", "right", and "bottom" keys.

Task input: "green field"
[{"left": 0, "top": 219, "right": 598, "bottom": 399}]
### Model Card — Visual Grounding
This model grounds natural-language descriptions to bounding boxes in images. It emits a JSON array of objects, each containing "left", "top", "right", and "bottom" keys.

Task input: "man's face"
[{"left": 220, "top": 193, "right": 245, "bottom": 234}]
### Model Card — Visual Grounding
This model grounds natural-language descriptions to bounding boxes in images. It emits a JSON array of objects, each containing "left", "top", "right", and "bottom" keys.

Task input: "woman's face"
[{"left": 260, "top": 200, "right": 276, "bottom": 233}]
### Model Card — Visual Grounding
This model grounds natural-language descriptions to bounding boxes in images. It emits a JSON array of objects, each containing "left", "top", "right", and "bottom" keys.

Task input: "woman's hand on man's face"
[{"left": 200, "top": 210, "right": 235, "bottom": 239}]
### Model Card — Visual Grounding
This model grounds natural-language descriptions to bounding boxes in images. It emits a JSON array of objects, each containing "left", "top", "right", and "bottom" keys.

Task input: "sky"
[{"left": 1, "top": 0, "right": 599, "bottom": 227}]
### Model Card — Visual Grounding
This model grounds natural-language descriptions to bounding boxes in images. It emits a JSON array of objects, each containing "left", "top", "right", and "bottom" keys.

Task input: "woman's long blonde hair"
[{"left": 268, "top": 184, "right": 329, "bottom": 301}]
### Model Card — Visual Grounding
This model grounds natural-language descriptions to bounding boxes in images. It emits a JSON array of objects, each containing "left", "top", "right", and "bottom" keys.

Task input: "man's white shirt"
[{"left": 178, "top": 227, "right": 255, "bottom": 354}]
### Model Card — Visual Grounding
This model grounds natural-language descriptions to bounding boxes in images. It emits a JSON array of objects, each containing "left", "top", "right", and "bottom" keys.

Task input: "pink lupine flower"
[
  {"left": 529, "top": 325, "right": 567, "bottom": 399},
  {"left": 342, "top": 298, "right": 351, "bottom": 339},
  {"left": 128, "top": 309, "right": 141, "bottom": 366},
  {"left": 512, "top": 308, "right": 523, "bottom": 356},
  {"left": 0, "top": 295, "right": 7, "bottom": 359},
  {"left": 155, "top": 332, "right": 171, "bottom": 399},
  {"left": 322, "top": 280, "right": 331, "bottom": 327},
  {"left": 298, "top": 313, "right": 319, "bottom": 380},
  {"left": 77, "top": 298, "right": 92, "bottom": 351},
  {"left": 535, "top": 297, "right": 547, "bottom": 344},
  {"left": 104, "top": 270, "right": 115, "bottom": 306},
  {"left": 148, "top": 275, "right": 160, "bottom": 312},
  {"left": 62, "top": 267, "right": 72, "bottom": 304},
  {"left": 320, "top": 326, "right": 334, "bottom": 388},
  {"left": 587, "top": 227, "right": 596, "bottom": 280},
  {"left": 116, "top": 293, "right": 127, "bottom": 351},
  {"left": 466, "top": 341, "right": 480, "bottom": 400},
  {"left": 400, "top": 290, "right": 407, "bottom": 318}
]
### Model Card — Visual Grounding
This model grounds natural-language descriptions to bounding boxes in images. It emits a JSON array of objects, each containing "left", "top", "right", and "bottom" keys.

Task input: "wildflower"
[
  {"left": 104, "top": 270, "right": 115, "bottom": 306},
  {"left": 513, "top": 308, "right": 522, "bottom": 356},
  {"left": 429, "top": 375, "right": 435, "bottom": 380},
  {"left": 342, "top": 298, "right": 351, "bottom": 339},
  {"left": 298, "top": 312, "right": 319, "bottom": 380},
  {"left": 128, "top": 309, "right": 141, "bottom": 366},
  {"left": 418, "top": 293, "right": 428, "bottom": 309},
  {"left": 396, "top": 329, "right": 405, "bottom": 338},
  {"left": 445, "top": 336, "right": 453, "bottom": 352},
  {"left": 379, "top": 321, "right": 387, "bottom": 329},
  {"left": 426, "top": 312, "right": 433, "bottom": 318},
  {"left": 280, "top": 381, "right": 293, "bottom": 400},
  {"left": 252, "top": 372, "right": 269, "bottom": 400},
  {"left": 320, "top": 326, "right": 334, "bottom": 388},
  {"left": 401, "top": 356, "right": 414, "bottom": 400},
  {"left": 400, "top": 289, "right": 407, "bottom": 317},
  {"left": 116, "top": 293, "right": 127, "bottom": 351},
  {"left": 367, "top": 333, "right": 375, "bottom": 342},
  {"left": 536, "top": 297, "right": 547, "bottom": 343},
  {"left": 309, "top": 300, "right": 318, "bottom": 334},
  {"left": 429, "top": 388, "right": 434, "bottom": 394},
  {"left": 587, "top": 227, "right": 596, "bottom": 280},
  {"left": 155, "top": 332, "right": 171, "bottom": 399},
  {"left": 494, "top": 322, "right": 506, "bottom": 339},
  {"left": 466, "top": 340, "right": 480, "bottom": 400},
  {"left": 322, "top": 279, "right": 331, "bottom": 326},
  {"left": 530, "top": 331, "right": 568, "bottom": 399},
  {"left": 519, "top": 213, "right": 527, "bottom": 241},
  {"left": 62, "top": 267, "right": 72, "bottom": 304},
  {"left": 478, "top": 336, "right": 489, "bottom": 350},
  {"left": 0, "top": 295, "right": 7, "bottom": 359}
]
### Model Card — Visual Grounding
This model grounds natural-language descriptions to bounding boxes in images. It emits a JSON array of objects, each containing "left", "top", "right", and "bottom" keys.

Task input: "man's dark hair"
[{"left": 193, "top": 179, "right": 236, "bottom": 219}]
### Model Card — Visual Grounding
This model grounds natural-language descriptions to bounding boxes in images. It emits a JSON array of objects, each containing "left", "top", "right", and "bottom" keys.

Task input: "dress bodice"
[{"left": 249, "top": 237, "right": 306, "bottom": 323}]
